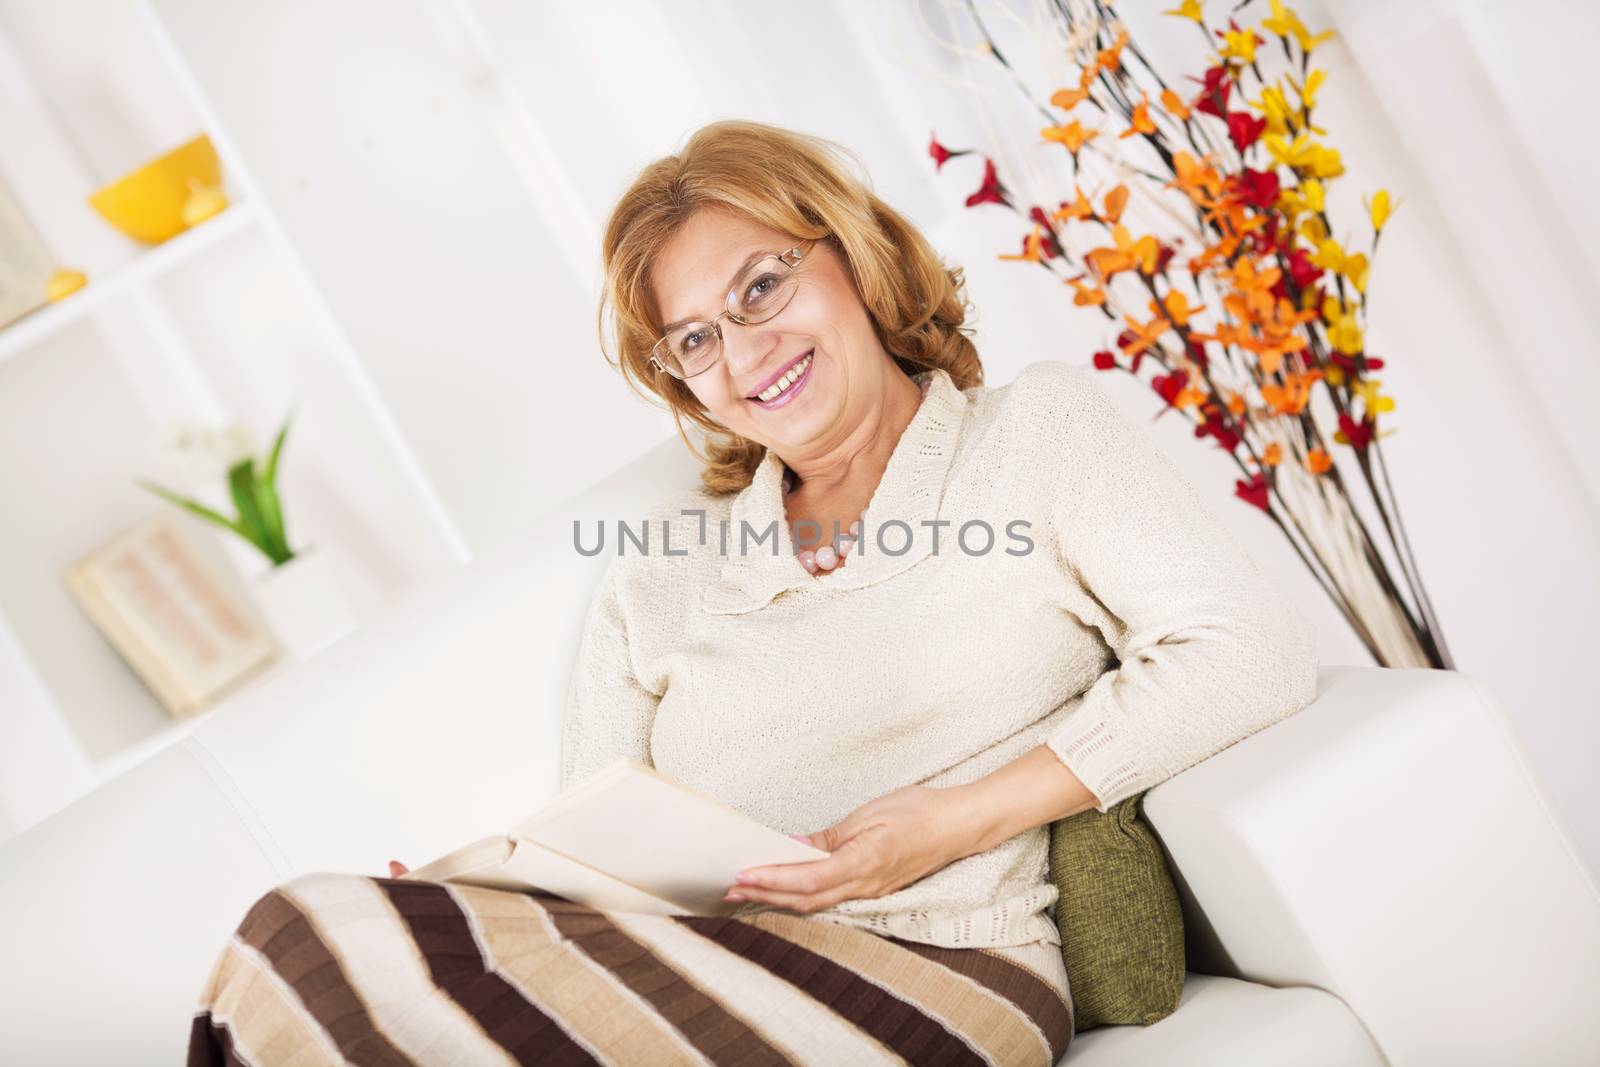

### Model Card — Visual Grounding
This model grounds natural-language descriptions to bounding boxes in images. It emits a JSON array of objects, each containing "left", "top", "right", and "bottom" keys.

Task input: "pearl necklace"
[
  {"left": 781, "top": 376, "right": 929, "bottom": 576},
  {"left": 781, "top": 468, "right": 860, "bottom": 575}
]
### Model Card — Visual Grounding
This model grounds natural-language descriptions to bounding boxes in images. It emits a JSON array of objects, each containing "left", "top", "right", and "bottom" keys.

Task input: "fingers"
[{"left": 388, "top": 860, "right": 410, "bottom": 878}]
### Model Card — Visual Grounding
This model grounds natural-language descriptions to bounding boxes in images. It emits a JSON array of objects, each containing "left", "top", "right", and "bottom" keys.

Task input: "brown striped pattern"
[{"left": 187, "top": 872, "right": 1074, "bottom": 1066}]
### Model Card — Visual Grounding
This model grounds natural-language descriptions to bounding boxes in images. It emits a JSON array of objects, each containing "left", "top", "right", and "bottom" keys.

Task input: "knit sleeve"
[
  {"left": 559, "top": 557, "right": 663, "bottom": 791},
  {"left": 1033, "top": 362, "right": 1321, "bottom": 813}
]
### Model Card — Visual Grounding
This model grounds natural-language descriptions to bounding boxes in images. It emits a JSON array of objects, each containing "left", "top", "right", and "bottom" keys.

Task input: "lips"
[{"left": 746, "top": 349, "right": 814, "bottom": 399}]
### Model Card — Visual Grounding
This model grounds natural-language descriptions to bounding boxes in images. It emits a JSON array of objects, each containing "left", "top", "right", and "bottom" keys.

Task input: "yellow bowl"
[{"left": 87, "top": 133, "right": 223, "bottom": 244}]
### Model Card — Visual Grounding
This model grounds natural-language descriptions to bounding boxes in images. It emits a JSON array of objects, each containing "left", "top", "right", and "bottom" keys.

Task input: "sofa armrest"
[{"left": 1143, "top": 664, "right": 1600, "bottom": 1066}]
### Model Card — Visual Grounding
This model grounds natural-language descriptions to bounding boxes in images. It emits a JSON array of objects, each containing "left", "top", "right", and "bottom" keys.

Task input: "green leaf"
[
  {"left": 256, "top": 412, "right": 292, "bottom": 558},
  {"left": 136, "top": 478, "right": 253, "bottom": 540},
  {"left": 228, "top": 458, "right": 284, "bottom": 563}
]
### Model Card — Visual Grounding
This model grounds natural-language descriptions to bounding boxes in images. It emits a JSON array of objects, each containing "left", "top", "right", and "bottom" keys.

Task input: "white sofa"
[{"left": 2, "top": 433, "right": 1597, "bottom": 1067}]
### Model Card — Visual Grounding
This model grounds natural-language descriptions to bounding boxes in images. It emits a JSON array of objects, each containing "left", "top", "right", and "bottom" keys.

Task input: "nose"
[{"left": 718, "top": 317, "right": 781, "bottom": 378}]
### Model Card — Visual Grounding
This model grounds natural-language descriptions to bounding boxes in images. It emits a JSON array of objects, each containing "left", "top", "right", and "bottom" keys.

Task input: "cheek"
[{"left": 686, "top": 375, "right": 740, "bottom": 415}]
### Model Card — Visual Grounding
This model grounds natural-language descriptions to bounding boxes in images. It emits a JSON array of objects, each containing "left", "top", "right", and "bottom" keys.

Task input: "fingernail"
[
  {"left": 788, "top": 833, "right": 808, "bottom": 843},
  {"left": 725, "top": 892, "right": 746, "bottom": 903}
]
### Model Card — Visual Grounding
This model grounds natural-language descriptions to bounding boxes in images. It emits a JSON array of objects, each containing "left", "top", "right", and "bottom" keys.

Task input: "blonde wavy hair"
[{"left": 596, "top": 119, "right": 985, "bottom": 497}]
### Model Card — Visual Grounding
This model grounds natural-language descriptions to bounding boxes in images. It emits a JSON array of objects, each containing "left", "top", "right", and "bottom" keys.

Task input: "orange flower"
[
  {"left": 1051, "top": 85, "right": 1091, "bottom": 110},
  {"left": 1227, "top": 256, "right": 1282, "bottom": 293},
  {"left": 1086, "top": 223, "right": 1160, "bottom": 278},
  {"left": 1160, "top": 87, "right": 1192, "bottom": 122},
  {"left": 1120, "top": 92, "right": 1157, "bottom": 139},
  {"left": 1066, "top": 276, "right": 1107, "bottom": 306},
  {"left": 1042, "top": 120, "right": 1098, "bottom": 156},
  {"left": 1261, "top": 441, "right": 1283, "bottom": 466},
  {"left": 999, "top": 225, "right": 1048, "bottom": 263},
  {"left": 1260, "top": 370, "right": 1321, "bottom": 415},
  {"left": 1120, "top": 312, "right": 1172, "bottom": 358},
  {"left": 1096, "top": 26, "right": 1130, "bottom": 73},
  {"left": 1151, "top": 289, "right": 1206, "bottom": 327},
  {"left": 1305, "top": 447, "right": 1333, "bottom": 474},
  {"left": 1102, "top": 184, "right": 1130, "bottom": 224},
  {"left": 1052, "top": 185, "right": 1098, "bottom": 224}
]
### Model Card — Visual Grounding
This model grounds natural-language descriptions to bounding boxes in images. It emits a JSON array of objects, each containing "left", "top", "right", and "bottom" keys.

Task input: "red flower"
[
  {"left": 1331, "top": 351, "right": 1386, "bottom": 374},
  {"left": 1185, "top": 336, "right": 1210, "bottom": 368},
  {"left": 1235, "top": 167, "right": 1280, "bottom": 210},
  {"left": 1191, "top": 65, "right": 1232, "bottom": 118},
  {"left": 1196, "top": 409, "right": 1241, "bottom": 451},
  {"left": 1092, "top": 350, "right": 1118, "bottom": 370},
  {"left": 965, "top": 157, "right": 1010, "bottom": 207},
  {"left": 1115, "top": 328, "right": 1154, "bottom": 373},
  {"left": 1227, "top": 111, "right": 1267, "bottom": 152},
  {"left": 1338, "top": 411, "right": 1374, "bottom": 450},
  {"left": 1155, "top": 242, "right": 1177, "bottom": 273},
  {"left": 1152, "top": 370, "right": 1187, "bottom": 406},
  {"left": 1026, "top": 206, "right": 1064, "bottom": 257},
  {"left": 928, "top": 131, "right": 971, "bottom": 172},
  {"left": 1235, "top": 471, "right": 1271, "bottom": 511},
  {"left": 1286, "top": 246, "right": 1322, "bottom": 290}
]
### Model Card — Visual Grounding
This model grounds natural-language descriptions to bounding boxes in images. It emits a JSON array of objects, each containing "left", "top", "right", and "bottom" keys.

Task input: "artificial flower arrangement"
[{"left": 928, "top": 0, "right": 1449, "bottom": 669}]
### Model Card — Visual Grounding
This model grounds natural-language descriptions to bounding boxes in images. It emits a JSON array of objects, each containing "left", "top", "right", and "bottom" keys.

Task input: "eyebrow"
[{"left": 661, "top": 249, "right": 770, "bottom": 332}]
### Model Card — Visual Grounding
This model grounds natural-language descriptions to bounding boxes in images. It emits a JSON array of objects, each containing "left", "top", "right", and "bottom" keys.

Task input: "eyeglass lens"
[{"left": 659, "top": 254, "right": 799, "bottom": 377}]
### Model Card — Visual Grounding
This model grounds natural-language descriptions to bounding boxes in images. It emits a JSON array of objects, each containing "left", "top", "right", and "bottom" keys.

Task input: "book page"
[
  {"left": 514, "top": 758, "right": 831, "bottom": 916},
  {"left": 400, "top": 834, "right": 690, "bottom": 915}
]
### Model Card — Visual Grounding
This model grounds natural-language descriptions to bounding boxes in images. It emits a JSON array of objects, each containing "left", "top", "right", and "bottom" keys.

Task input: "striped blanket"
[{"left": 188, "top": 872, "right": 1075, "bottom": 1065}]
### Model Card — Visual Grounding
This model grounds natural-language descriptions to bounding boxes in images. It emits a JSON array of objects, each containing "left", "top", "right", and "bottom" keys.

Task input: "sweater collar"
[{"left": 701, "top": 367, "right": 970, "bottom": 615}]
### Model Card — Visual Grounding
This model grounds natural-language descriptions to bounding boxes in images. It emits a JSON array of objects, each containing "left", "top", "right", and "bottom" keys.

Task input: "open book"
[{"left": 399, "top": 757, "right": 832, "bottom": 916}]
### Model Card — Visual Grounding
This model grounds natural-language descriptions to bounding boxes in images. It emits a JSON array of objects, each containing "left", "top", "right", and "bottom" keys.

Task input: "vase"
[{"left": 252, "top": 543, "right": 356, "bottom": 664}]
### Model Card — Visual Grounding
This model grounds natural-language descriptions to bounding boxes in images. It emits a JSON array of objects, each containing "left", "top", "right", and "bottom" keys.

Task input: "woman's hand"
[
  {"left": 724, "top": 784, "right": 981, "bottom": 914},
  {"left": 387, "top": 860, "right": 410, "bottom": 878}
]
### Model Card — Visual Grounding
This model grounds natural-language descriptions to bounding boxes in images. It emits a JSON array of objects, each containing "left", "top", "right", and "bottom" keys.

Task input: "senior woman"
[{"left": 187, "top": 120, "right": 1319, "bottom": 1066}]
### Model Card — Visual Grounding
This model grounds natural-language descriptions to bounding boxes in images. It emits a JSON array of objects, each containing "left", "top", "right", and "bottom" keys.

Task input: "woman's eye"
[{"left": 744, "top": 276, "right": 776, "bottom": 303}]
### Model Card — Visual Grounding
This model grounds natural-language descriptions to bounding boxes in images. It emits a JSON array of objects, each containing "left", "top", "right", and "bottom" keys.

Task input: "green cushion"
[{"left": 1047, "top": 790, "right": 1185, "bottom": 1031}]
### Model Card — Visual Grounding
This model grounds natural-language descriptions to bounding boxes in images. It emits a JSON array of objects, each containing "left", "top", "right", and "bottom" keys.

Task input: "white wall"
[{"left": 146, "top": 0, "right": 1597, "bottom": 873}]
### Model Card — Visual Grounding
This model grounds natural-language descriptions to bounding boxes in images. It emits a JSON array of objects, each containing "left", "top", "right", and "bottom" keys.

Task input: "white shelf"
[
  {"left": 0, "top": 1, "right": 469, "bottom": 842},
  {"left": 0, "top": 201, "right": 257, "bottom": 368}
]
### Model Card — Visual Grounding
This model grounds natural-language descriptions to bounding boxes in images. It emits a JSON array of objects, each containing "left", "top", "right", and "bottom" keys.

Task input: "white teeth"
[{"left": 756, "top": 352, "right": 812, "bottom": 402}]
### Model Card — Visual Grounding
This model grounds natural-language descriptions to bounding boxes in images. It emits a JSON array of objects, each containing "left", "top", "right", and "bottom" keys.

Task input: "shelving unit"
[{"left": 0, "top": 0, "right": 470, "bottom": 841}]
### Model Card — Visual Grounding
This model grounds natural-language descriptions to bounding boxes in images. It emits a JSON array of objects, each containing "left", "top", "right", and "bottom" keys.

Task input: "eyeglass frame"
[{"left": 648, "top": 240, "right": 814, "bottom": 380}]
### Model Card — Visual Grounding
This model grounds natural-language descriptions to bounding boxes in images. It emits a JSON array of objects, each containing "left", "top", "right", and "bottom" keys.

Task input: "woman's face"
[{"left": 650, "top": 208, "right": 891, "bottom": 456}]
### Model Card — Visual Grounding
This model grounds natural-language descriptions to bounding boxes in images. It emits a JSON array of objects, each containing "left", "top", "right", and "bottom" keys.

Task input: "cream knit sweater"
[{"left": 560, "top": 359, "right": 1320, "bottom": 948}]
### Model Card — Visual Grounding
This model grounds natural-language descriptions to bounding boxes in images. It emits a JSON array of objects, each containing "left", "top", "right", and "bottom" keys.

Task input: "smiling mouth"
[{"left": 747, "top": 350, "right": 814, "bottom": 403}]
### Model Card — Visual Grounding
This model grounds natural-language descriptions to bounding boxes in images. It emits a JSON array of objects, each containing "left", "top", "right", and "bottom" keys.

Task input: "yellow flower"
[
  {"left": 1299, "top": 214, "right": 1329, "bottom": 244},
  {"left": 1219, "top": 25, "right": 1260, "bottom": 63},
  {"left": 1262, "top": 0, "right": 1299, "bottom": 38},
  {"left": 1342, "top": 251, "right": 1370, "bottom": 293},
  {"left": 1264, "top": 131, "right": 1312, "bottom": 169},
  {"left": 1327, "top": 311, "right": 1363, "bottom": 354},
  {"left": 1300, "top": 178, "right": 1325, "bottom": 212},
  {"left": 1325, "top": 364, "right": 1346, "bottom": 387},
  {"left": 1292, "top": 69, "right": 1326, "bottom": 112},
  {"left": 1311, "top": 238, "right": 1344, "bottom": 272},
  {"left": 1365, "top": 189, "right": 1394, "bottom": 231},
  {"left": 1252, "top": 83, "right": 1293, "bottom": 135},
  {"left": 1163, "top": 0, "right": 1205, "bottom": 22},
  {"left": 1309, "top": 144, "right": 1344, "bottom": 178},
  {"left": 1352, "top": 378, "right": 1395, "bottom": 413},
  {"left": 1294, "top": 22, "right": 1336, "bottom": 53},
  {"left": 1262, "top": 0, "right": 1334, "bottom": 53}
]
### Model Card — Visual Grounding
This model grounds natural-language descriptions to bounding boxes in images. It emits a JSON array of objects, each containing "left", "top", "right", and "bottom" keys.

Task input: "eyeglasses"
[{"left": 649, "top": 242, "right": 811, "bottom": 380}]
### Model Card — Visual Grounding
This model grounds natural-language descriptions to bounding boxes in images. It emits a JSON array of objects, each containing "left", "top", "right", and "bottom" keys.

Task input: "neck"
[{"left": 780, "top": 370, "right": 926, "bottom": 497}]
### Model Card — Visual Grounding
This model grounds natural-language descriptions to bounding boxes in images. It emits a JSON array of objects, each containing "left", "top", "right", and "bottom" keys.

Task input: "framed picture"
[
  {"left": 0, "top": 171, "right": 53, "bottom": 330},
  {"left": 65, "top": 513, "right": 281, "bottom": 719}
]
